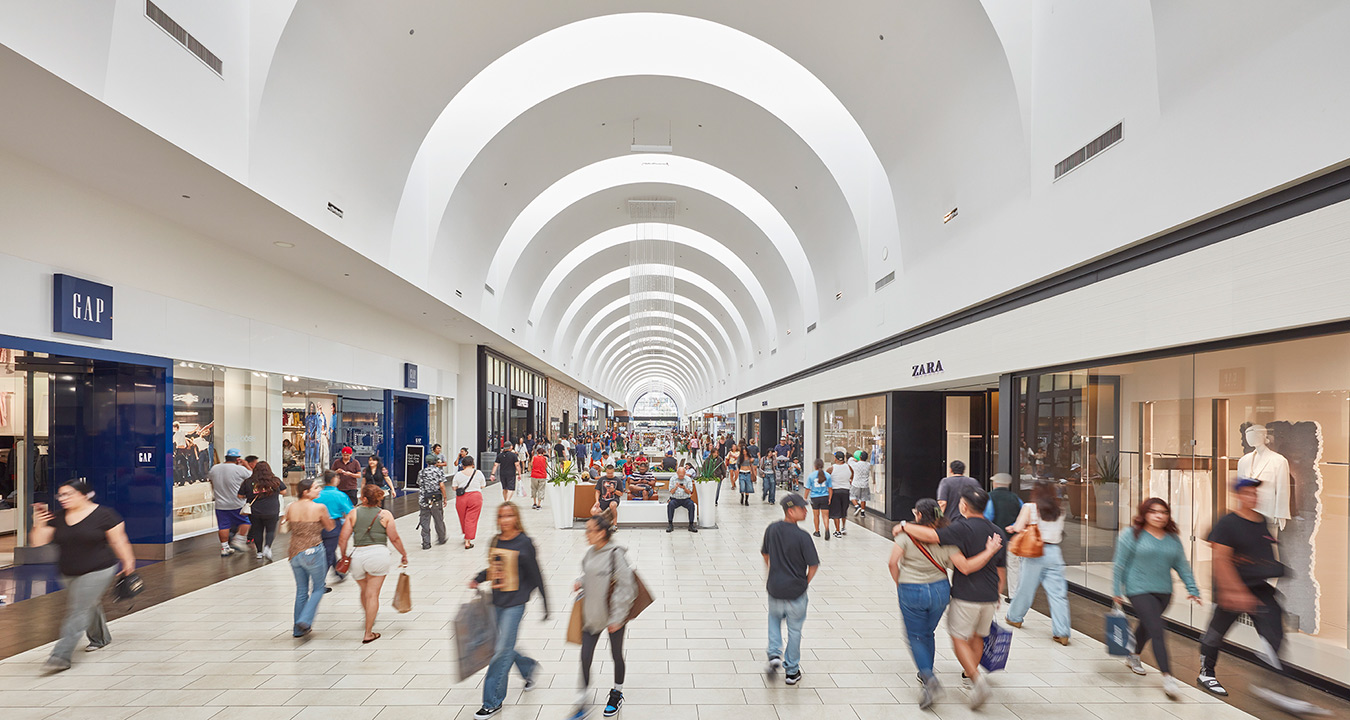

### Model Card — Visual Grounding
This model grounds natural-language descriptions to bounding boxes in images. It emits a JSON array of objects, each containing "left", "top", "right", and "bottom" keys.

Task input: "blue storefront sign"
[
  {"left": 53, "top": 273, "right": 113, "bottom": 339},
  {"left": 404, "top": 362, "right": 418, "bottom": 389}
]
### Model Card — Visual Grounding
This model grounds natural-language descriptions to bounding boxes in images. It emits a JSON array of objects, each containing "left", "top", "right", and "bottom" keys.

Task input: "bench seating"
[{"left": 572, "top": 481, "right": 702, "bottom": 522}]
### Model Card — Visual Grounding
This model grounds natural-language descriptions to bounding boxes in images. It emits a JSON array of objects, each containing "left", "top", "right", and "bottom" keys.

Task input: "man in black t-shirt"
[
  {"left": 491, "top": 442, "right": 521, "bottom": 503},
  {"left": 761, "top": 493, "right": 819, "bottom": 686},
  {"left": 1195, "top": 478, "right": 1325, "bottom": 716},
  {"left": 897, "top": 488, "right": 1004, "bottom": 710}
]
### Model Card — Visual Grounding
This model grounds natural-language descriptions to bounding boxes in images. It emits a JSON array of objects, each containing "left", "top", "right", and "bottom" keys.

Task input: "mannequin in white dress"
[{"left": 1236, "top": 425, "right": 1291, "bottom": 529}]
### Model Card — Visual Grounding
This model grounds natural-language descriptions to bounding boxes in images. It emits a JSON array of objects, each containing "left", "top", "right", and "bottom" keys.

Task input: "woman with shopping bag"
[
  {"left": 467, "top": 502, "right": 549, "bottom": 720},
  {"left": 337, "top": 484, "right": 410, "bottom": 643},
  {"left": 566, "top": 513, "right": 639, "bottom": 720},
  {"left": 1112, "top": 498, "right": 1201, "bottom": 700},
  {"left": 1004, "top": 481, "right": 1072, "bottom": 645}
]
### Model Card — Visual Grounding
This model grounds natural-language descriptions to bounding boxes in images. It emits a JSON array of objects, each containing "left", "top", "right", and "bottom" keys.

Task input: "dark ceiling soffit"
[{"left": 724, "top": 162, "right": 1350, "bottom": 406}]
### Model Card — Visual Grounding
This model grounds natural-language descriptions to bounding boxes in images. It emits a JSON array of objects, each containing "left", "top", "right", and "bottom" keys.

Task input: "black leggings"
[
  {"left": 1127, "top": 592, "right": 1173, "bottom": 673},
  {"left": 580, "top": 626, "right": 626, "bottom": 689},
  {"left": 249, "top": 514, "right": 279, "bottom": 550}
]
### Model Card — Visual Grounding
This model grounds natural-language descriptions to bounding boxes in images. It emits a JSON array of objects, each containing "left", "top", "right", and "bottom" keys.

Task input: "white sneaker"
[
  {"left": 766, "top": 656, "right": 782, "bottom": 677},
  {"left": 262, "top": 546, "right": 273, "bottom": 561},
  {"left": 221, "top": 546, "right": 235, "bottom": 557},
  {"left": 255, "top": 552, "right": 263, "bottom": 560},
  {"left": 1126, "top": 654, "right": 1146, "bottom": 675},
  {"left": 1251, "top": 686, "right": 1332, "bottom": 716},
  {"left": 969, "top": 675, "right": 991, "bottom": 710},
  {"left": 229, "top": 536, "right": 247, "bottom": 552},
  {"left": 1162, "top": 675, "right": 1180, "bottom": 700}
]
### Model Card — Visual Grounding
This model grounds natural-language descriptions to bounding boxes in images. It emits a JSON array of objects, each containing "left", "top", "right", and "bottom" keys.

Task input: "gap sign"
[{"left": 53, "top": 274, "right": 113, "bottom": 340}]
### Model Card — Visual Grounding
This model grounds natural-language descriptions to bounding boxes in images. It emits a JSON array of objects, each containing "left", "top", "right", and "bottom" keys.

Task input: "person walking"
[
  {"left": 362, "top": 455, "right": 397, "bottom": 509},
  {"left": 829, "top": 451, "right": 853, "bottom": 537},
  {"left": 762, "top": 493, "right": 819, "bottom": 686},
  {"left": 529, "top": 445, "right": 549, "bottom": 510},
  {"left": 209, "top": 448, "right": 252, "bottom": 556},
  {"left": 30, "top": 480, "right": 138, "bottom": 672},
  {"left": 725, "top": 443, "right": 741, "bottom": 503},
  {"left": 1004, "top": 480, "right": 1072, "bottom": 645},
  {"left": 1194, "top": 478, "right": 1327, "bottom": 716},
  {"left": 491, "top": 441, "right": 521, "bottom": 503},
  {"left": 760, "top": 449, "right": 778, "bottom": 504},
  {"left": 241, "top": 460, "right": 286, "bottom": 561},
  {"left": 332, "top": 446, "right": 363, "bottom": 505},
  {"left": 1112, "top": 497, "right": 1201, "bottom": 699},
  {"left": 416, "top": 461, "right": 448, "bottom": 549},
  {"left": 566, "top": 513, "right": 636, "bottom": 720},
  {"left": 805, "top": 458, "right": 832, "bottom": 541},
  {"left": 709, "top": 448, "right": 726, "bottom": 506},
  {"left": 849, "top": 450, "right": 871, "bottom": 516},
  {"left": 896, "top": 489, "right": 1005, "bottom": 710},
  {"left": 736, "top": 455, "right": 757, "bottom": 506},
  {"left": 337, "top": 484, "right": 410, "bottom": 643},
  {"left": 314, "top": 469, "right": 354, "bottom": 583},
  {"left": 984, "top": 473, "right": 1023, "bottom": 600},
  {"left": 890, "top": 498, "right": 999, "bottom": 709},
  {"left": 453, "top": 456, "right": 487, "bottom": 549},
  {"left": 285, "top": 479, "right": 335, "bottom": 637},
  {"left": 470, "top": 502, "right": 549, "bottom": 719},
  {"left": 935, "top": 461, "right": 980, "bottom": 517}
]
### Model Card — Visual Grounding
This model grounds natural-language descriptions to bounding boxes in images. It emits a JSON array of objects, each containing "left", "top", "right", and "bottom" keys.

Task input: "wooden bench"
[{"left": 572, "top": 481, "right": 702, "bottom": 523}]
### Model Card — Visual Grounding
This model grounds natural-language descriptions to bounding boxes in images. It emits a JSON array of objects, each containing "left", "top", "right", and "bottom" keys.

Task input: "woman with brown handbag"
[
  {"left": 567, "top": 513, "right": 637, "bottom": 720},
  {"left": 1004, "top": 480, "right": 1071, "bottom": 644}
]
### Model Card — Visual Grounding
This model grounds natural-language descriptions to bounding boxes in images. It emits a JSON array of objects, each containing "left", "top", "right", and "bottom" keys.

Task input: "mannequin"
[{"left": 1236, "top": 424, "right": 1291, "bottom": 529}]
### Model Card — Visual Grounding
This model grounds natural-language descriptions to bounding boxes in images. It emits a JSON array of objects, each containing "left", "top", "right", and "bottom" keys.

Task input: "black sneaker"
[
  {"left": 666, "top": 525, "right": 674, "bottom": 533},
  {"left": 1197, "top": 673, "right": 1228, "bottom": 696},
  {"left": 474, "top": 705, "right": 502, "bottom": 720},
  {"left": 813, "top": 531, "right": 821, "bottom": 537},
  {"left": 688, "top": 525, "right": 698, "bottom": 532},
  {"left": 524, "top": 665, "right": 540, "bottom": 691},
  {"left": 422, "top": 544, "right": 431, "bottom": 550},
  {"left": 603, "top": 689, "right": 623, "bottom": 717},
  {"left": 785, "top": 670, "right": 802, "bottom": 685}
]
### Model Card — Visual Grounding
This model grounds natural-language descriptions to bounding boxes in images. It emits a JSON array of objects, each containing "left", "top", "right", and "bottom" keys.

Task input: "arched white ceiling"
[
  {"left": 556, "top": 293, "right": 745, "bottom": 371},
  {"left": 591, "top": 335, "right": 710, "bottom": 389},
  {"left": 484, "top": 155, "right": 812, "bottom": 326},
  {"left": 552, "top": 265, "right": 761, "bottom": 367},
  {"left": 629, "top": 387, "right": 683, "bottom": 416},
  {"left": 391, "top": 12, "right": 900, "bottom": 292},
  {"left": 611, "top": 357, "right": 698, "bottom": 396},
  {"left": 626, "top": 379, "right": 686, "bottom": 413},
  {"left": 518, "top": 223, "right": 785, "bottom": 337},
  {"left": 579, "top": 314, "right": 728, "bottom": 381}
]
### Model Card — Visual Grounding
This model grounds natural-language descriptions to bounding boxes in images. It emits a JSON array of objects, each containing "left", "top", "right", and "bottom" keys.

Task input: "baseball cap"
[
  {"left": 341, "top": 446, "right": 353, "bottom": 454},
  {"left": 225, "top": 448, "right": 241, "bottom": 459},
  {"left": 1233, "top": 477, "right": 1262, "bottom": 491},
  {"left": 780, "top": 493, "right": 808, "bottom": 511},
  {"left": 834, "top": 450, "right": 847, "bottom": 461},
  {"left": 853, "top": 450, "right": 863, "bottom": 461}
]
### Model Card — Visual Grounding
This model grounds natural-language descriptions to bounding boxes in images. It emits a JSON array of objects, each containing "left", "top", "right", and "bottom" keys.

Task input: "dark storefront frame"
[{"left": 476, "top": 346, "right": 547, "bottom": 466}]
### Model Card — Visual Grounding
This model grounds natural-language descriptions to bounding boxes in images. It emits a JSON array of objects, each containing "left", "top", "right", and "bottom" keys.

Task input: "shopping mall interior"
[{"left": 4, "top": 2, "right": 1350, "bottom": 718}]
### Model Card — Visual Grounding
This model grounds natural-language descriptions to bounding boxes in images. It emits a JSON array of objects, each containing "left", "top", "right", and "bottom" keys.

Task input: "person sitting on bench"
[
  {"left": 666, "top": 465, "right": 698, "bottom": 533},
  {"left": 627, "top": 458, "right": 657, "bottom": 501}
]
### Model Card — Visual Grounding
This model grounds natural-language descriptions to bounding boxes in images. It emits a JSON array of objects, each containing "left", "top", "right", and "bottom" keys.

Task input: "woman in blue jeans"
[
  {"left": 284, "top": 479, "right": 336, "bottom": 638},
  {"left": 469, "top": 502, "right": 549, "bottom": 720},
  {"left": 888, "top": 498, "right": 955, "bottom": 709},
  {"left": 1005, "top": 481, "right": 1071, "bottom": 644}
]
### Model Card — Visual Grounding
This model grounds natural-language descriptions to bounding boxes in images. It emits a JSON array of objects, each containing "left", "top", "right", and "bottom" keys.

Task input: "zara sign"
[{"left": 53, "top": 274, "right": 113, "bottom": 340}]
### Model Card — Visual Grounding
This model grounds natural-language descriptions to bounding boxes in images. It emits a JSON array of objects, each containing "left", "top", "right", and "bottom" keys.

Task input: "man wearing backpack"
[{"left": 416, "top": 463, "right": 448, "bottom": 549}]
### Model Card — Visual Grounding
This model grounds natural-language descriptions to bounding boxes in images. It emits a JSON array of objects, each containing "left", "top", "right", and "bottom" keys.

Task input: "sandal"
[{"left": 362, "top": 633, "right": 381, "bottom": 644}]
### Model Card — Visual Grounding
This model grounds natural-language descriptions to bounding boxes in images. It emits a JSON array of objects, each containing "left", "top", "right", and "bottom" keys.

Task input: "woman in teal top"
[
  {"left": 806, "top": 458, "right": 832, "bottom": 540},
  {"left": 1112, "top": 497, "right": 1201, "bottom": 698}
]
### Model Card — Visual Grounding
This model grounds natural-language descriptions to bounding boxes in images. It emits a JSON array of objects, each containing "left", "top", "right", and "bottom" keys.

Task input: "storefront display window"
[
  {"left": 1012, "top": 332, "right": 1350, "bottom": 685},
  {"left": 818, "top": 395, "right": 888, "bottom": 515}
]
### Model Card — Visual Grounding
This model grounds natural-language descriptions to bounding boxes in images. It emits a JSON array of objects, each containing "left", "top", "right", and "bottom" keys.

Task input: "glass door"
[{"left": 0, "top": 350, "right": 54, "bottom": 570}]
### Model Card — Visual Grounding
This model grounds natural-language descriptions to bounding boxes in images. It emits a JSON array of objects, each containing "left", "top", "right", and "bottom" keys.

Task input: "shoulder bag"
[
  {"left": 1008, "top": 503, "right": 1044, "bottom": 558},
  {"left": 456, "top": 470, "right": 478, "bottom": 498},
  {"left": 608, "top": 548, "right": 653, "bottom": 624}
]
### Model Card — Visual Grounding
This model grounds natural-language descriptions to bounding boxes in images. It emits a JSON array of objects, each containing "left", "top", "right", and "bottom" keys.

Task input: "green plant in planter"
[
  {"left": 547, "top": 459, "right": 581, "bottom": 486},
  {"left": 694, "top": 454, "right": 723, "bottom": 482},
  {"left": 1094, "top": 454, "right": 1120, "bottom": 485}
]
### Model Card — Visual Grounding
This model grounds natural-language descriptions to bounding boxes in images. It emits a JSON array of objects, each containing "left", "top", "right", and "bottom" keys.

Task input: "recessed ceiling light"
[{"left": 274, "top": 241, "right": 294, "bottom": 248}]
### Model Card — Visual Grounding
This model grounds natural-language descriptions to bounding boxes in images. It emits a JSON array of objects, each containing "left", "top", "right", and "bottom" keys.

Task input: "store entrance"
[{"left": 0, "top": 351, "right": 59, "bottom": 569}]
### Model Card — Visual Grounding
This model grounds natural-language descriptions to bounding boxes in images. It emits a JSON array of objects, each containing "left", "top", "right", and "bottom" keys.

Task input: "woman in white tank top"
[{"left": 1004, "top": 481, "right": 1072, "bottom": 644}]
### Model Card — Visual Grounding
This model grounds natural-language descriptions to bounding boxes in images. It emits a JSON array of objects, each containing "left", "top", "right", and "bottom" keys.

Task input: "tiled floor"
[{"left": 0, "top": 486, "right": 1271, "bottom": 719}]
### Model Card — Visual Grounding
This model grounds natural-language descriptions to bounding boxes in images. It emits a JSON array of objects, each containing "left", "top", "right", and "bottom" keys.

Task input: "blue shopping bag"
[
  {"left": 1105, "top": 605, "right": 1135, "bottom": 656},
  {"left": 980, "top": 622, "right": 1012, "bottom": 672}
]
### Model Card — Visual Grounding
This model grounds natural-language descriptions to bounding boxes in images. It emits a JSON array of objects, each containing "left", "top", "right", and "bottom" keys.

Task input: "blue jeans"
[
  {"left": 767, "top": 592, "right": 808, "bottom": 674},
  {"left": 290, "top": 545, "right": 327, "bottom": 632},
  {"left": 483, "top": 603, "right": 537, "bottom": 709},
  {"left": 762, "top": 474, "right": 777, "bottom": 502},
  {"left": 739, "top": 472, "right": 753, "bottom": 494},
  {"left": 1006, "top": 543, "right": 1071, "bottom": 637},
  {"left": 898, "top": 579, "right": 951, "bottom": 679},
  {"left": 322, "top": 517, "right": 344, "bottom": 573}
]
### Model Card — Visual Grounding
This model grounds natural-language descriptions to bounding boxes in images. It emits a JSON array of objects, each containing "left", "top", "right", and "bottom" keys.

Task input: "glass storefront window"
[
  {"left": 818, "top": 395, "right": 888, "bottom": 514},
  {"left": 1013, "top": 332, "right": 1350, "bottom": 685}
]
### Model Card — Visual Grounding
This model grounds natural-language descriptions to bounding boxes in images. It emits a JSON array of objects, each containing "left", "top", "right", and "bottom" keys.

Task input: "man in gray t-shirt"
[
  {"left": 936, "top": 460, "right": 981, "bottom": 517},
  {"left": 209, "top": 449, "right": 253, "bottom": 555}
]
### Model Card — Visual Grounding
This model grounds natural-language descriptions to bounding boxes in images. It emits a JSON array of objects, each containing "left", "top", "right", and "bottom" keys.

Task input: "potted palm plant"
[
  {"left": 1093, "top": 454, "right": 1121, "bottom": 531},
  {"left": 547, "top": 458, "right": 582, "bottom": 529},
  {"left": 692, "top": 454, "right": 723, "bottom": 529}
]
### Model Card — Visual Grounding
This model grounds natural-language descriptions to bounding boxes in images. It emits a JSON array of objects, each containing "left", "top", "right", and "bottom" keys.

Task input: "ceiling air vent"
[
  {"left": 1054, "top": 122, "right": 1122, "bottom": 180},
  {"left": 874, "top": 271, "right": 896, "bottom": 291},
  {"left": 806, "top": 323, "right": 817, "bottom": 334},
  {"left": 145, "top": 1, "right": 223, "bottom": 76},
  {"left": 484, "top": 284, "right": 495, "bottom": 296}
]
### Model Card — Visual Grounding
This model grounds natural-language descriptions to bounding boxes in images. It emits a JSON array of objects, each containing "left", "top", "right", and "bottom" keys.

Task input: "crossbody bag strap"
[
  {"left": 907, "top": 535, "right": 949, "bottom": 575},
  {"left": 360, "top": 508, "right": 380, "bottom": 543}
]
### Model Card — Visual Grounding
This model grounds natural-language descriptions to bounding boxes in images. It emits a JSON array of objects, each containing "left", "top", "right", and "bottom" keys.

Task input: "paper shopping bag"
[
  {"left": 1105, "top": 605, "right": 1134, "bottom": 656},
  {"left": 453, "top": 591, "right": 497, "bottom": 681},
  {"left": 566, "top": 595, "right": 585, "bottom": 644},
  {"left": 392, "top": 568, "right": 412, "bottom": 614}
]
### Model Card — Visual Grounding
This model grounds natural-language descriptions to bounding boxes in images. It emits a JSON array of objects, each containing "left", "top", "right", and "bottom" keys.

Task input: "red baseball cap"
[{"left": 341, "top": 446, "right": 353, "bottom": 454}]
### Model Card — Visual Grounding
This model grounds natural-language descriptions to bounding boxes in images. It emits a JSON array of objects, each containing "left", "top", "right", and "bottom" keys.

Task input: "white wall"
[{"left": 0, "top": 148, "right": 461, "bottom": 397}]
